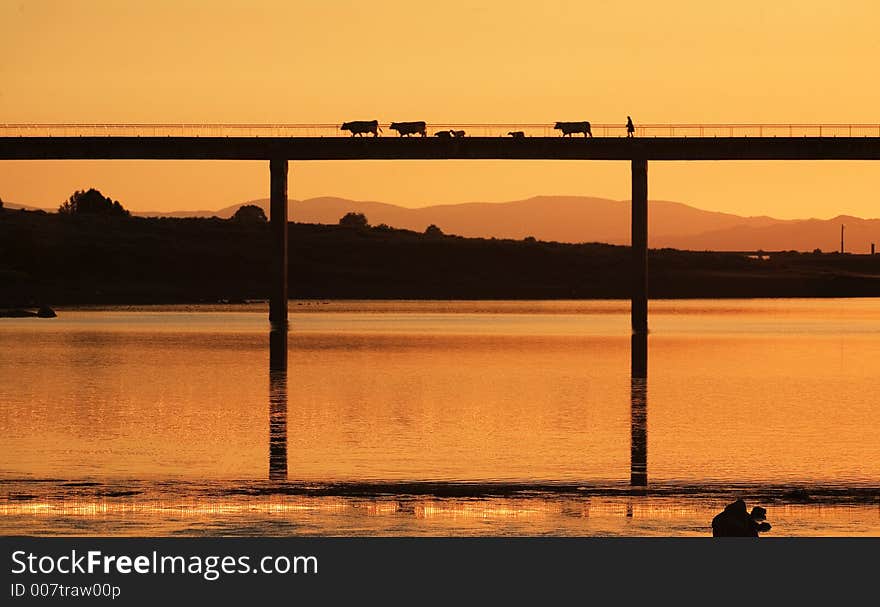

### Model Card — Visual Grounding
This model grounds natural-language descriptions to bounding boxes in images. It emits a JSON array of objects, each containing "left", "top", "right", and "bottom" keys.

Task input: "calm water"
[{"left": 1, "top": 299, "right": 879, "bottom": 536}]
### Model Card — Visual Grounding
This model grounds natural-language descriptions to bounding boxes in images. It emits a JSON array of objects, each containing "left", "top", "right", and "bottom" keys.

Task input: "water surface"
[{"left": 1, "top": 300, "right": 878, "bottom": 535}]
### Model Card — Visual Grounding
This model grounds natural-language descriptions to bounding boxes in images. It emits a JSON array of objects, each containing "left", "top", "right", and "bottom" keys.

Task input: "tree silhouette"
[
  {"left": 59, "top": 189, "right": 129, "bottom": 217},
  {"left": 339, "top": 212, "right": 368, "bottom": 228},
  {"left": 232, "top": 204, "right": 267, "bottom": 223},
  {"left": 424, "top": 224, "right": 443, "bottom": 237}
]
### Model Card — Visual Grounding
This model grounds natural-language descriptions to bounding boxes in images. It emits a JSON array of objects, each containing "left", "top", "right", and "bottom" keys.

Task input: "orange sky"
[{"left": 2, "top": 1, "right": 880, "bottom": 218}]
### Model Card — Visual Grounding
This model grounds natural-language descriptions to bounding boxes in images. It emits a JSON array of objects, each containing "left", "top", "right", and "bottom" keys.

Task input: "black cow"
[
  {"left": 390, "top": 121, "right": 427, "bottom": 137},
  {"left": 554, "top": 121, "right": 593, "bottom": 137},
  {"left": 508, "top": 131, "right": 525, "bottom": 138},
  {"left": 340, "top": 120, "right": 381, "bottom": 137}
]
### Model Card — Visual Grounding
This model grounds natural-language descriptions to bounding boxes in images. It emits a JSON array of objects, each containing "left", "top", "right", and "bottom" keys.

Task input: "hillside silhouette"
[
  {"left": 7, "top": 196, "right": 879, "bottom": 252},
  {"left": 103, "top": 196, "right": 879, "bottom": 253},
  {"left": 3, "top": 208, "right": 880, "bottom": 305}
]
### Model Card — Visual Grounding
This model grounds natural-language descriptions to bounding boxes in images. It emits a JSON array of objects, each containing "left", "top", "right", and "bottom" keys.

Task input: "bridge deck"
[{"left": 3, "top": 136, "right": 880, "bottom": 161}]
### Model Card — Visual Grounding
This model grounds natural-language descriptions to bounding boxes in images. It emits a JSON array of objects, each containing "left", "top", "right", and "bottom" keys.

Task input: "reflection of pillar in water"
[
  {"left": 269, "top": 368, "right": 288, "bottom": 480},
  {"left": 270, "top": 327, "right": 288, "bottom": 372},
  {"left": 269, "top": 329, "right": 288, "bottom": 480},
  {"left": 630, "top": 333, "right": 648, "bottom": 486}
]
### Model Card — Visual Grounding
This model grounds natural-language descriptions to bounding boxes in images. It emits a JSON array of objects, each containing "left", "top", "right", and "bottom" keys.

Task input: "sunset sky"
[{"left": 2, "top": 1, "right": 879, "bottom": 218}]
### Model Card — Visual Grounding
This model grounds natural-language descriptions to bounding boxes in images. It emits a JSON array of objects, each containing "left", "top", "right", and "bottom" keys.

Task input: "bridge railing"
[
  {"left": 2, "top": 123, "right": 880, "bottom": 138},
  {"left": 0, "top": 124, "right": 343, "bottom": 138}
]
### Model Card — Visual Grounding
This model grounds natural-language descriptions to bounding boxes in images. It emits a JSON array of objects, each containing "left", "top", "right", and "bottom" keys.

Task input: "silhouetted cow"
[
  {"left": 434, "top": 130, "right": 452, "bottom": 139},
  {"left": 390, "top": 121, "right": 427, "bottom": 137},
  {"left": 341, "top": 120, "right": 380, "bottom": 137},
  {"left": 508, "top": 131, "right": 525, "bottom": 138},
  {"left": 554, "top": 121, "right": 593, "bottom": 137},
  {"left": 450, "top": 130, "right": 466, "bottom": 138}
]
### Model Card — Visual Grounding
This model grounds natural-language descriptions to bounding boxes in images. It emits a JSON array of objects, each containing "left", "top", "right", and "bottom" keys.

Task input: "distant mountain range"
[{"left": 6, "top": 196, "right": 879, "bottom": 252}]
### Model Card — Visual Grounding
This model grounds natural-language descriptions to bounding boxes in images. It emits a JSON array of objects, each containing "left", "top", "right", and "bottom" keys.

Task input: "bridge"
[
  {"left": 5, "top": 123, "right": 880, "bottom": 338},
  {"left": 5, "top": 122, "right": 880, "bottom": 138}
]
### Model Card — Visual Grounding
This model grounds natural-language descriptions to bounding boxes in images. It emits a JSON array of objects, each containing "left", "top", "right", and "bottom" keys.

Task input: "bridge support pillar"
[
  {"left": 631, "top": 159, "right": 648, "bottom": 334},
  {"left": 269, "top": 158, "right": 289, "bottom": 341}
]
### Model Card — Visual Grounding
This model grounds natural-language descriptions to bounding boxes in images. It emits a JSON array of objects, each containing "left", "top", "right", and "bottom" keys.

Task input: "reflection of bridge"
[{"left": 267, "top": 329, "right": 651, "bottom": 485}]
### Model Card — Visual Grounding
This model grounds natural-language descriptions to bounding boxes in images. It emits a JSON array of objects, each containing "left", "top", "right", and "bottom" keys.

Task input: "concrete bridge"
[
  {"left": 6, "top": 129, "right": 880, "bottom": 337},
  {"left": 6, "top": 125, "right": 880, "bottom": 485}
]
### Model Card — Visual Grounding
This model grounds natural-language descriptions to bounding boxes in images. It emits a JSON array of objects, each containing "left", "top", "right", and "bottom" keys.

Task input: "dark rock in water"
[
  {"left": 782, "top": 488, "right": 812, "bottom": 502},
  {"left": 0, "top": 308, "right": 38, "bottom": 318},
  {"left": 0, "top": 306, "right": 56, "bottom": 318},
  {"left": 36, "top": 305, "right": 57, "bottom": 318},
  {"left": 711, "top": 498, "right": 772, "bottom": 537}
]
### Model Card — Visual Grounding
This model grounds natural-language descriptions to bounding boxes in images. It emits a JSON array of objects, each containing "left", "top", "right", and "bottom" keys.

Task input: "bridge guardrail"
[{"left": 2, "top": 124, "right": 880, "bottom": 138}]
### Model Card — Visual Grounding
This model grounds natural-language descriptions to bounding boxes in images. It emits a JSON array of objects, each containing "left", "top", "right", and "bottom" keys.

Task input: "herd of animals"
[{"left": 339, "top": 120, "right": 594, "bottom": 138}]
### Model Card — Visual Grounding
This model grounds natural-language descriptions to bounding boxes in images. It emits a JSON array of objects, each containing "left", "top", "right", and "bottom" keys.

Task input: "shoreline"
[
  {"left": 3, "top": 479, "right": 877, "bottom": 537},
  {"left": 5, "top": 478, "right": 877, "bottom": 503},
  {"left": 5, "top": 211, "right": 880, "bottom": 306},
  {"left": 6, "top": 293, "right": 880, "bottom": 312}
]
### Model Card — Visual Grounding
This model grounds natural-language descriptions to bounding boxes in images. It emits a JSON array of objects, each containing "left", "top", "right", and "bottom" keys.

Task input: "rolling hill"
[
  {"left": 7, "top": 196, "right": 879, "bottom": 252},
  {"left": 206, "top": 196, "right": 879, "bottom": 252}
]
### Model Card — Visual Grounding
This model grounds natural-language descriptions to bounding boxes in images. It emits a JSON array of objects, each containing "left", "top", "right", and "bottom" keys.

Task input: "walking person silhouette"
[{"left": 626, "top": 116, "right": 635, "bottom": 138}]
